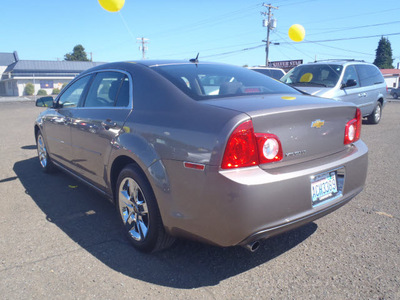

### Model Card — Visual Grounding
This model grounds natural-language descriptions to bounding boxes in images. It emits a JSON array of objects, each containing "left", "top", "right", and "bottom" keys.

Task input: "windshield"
[
  {"left": 151, "top": 63, "right": 300, "bottom": 101},
  {"left": 281, "top": 64, "right": 343, "bottom": 88}
]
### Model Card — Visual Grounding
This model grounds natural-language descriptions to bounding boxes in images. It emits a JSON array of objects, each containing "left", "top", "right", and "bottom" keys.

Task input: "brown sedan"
[{"left": 35, "top": 60, "right": 368, "bottom": 252}]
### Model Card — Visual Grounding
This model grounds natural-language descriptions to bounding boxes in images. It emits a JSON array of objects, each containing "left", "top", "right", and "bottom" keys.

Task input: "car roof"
[
  {"left": 79, "top": 60, "right": 233, "bottom": 76},
  {"left": 127, "top": 60, "right": 228, "bottom": 67},
  {"left": 303, "top": 59, "right": 371, "bottom": 67}
]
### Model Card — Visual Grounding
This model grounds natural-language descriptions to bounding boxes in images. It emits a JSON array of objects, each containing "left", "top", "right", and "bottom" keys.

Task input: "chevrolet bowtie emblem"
[{"left": 311, "top": 119, "right": 325, "bottom": 128}]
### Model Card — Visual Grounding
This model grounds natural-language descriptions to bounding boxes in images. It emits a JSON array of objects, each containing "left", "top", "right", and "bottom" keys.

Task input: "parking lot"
[{"left": 0, "top": 99, "right": 399, "bottom": 299}]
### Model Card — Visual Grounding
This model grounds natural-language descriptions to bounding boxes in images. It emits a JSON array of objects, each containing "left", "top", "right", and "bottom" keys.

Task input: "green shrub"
[
  {"left": 24, "top": 83, "right": 34, "bottom": 96},
  {"left": 52, "top": 88, "right": 61, "bottom": 95},
  {"left": 61, "top": 82, "right": 69, "bottom": 89},
  {"left": 37, "top": 89, "right": 47, "bottom": 96}
]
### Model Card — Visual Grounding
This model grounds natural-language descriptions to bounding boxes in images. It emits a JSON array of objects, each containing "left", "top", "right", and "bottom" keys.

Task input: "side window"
[
  {"left": 342, "top": 65, "right": 360, "bottom": 88},
  {"left": 115, "top": 76, "right": 130, "bottom": 107},
  {"left": 84, "top": 72, "right": 126, "bottom": 107},
  {"left": 355, "top": 65, "right": 384, "bottom": 87},
  {"left": 58, "top": 75, "right": 91, "bottom": 108}
]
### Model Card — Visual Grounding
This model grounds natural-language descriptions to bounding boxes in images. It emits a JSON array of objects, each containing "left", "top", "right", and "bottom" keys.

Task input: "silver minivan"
[{"left": 281, "top": 60, "right": 387, "bottom": 124}]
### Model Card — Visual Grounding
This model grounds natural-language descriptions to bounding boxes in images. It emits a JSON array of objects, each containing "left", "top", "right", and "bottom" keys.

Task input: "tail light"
[
  {"left": 256, "top": 133, "right": 283, "bottom": 164},
  {"left": 344, "top": 108, "right": 361, "bottom": 145},
  {"left": 221, "top": 120, "right": 283, "bottom": 169}
]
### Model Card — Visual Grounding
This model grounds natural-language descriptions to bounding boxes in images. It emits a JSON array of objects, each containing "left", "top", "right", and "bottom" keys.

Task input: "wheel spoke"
[
  {"left": 137, "top": 201, "right": 148, "bottom": 215},
  {"left": 121, "top": 207, "right": 133, "bottom": 224},
  {"left": 137, "top": 217, "right": 148, "bottom": 239},
  {"left": 130, "top": 184, "right": 139, "bottom": 204},
  {"left": 120, "top": 189, "right": 133, "bottom": 207}
]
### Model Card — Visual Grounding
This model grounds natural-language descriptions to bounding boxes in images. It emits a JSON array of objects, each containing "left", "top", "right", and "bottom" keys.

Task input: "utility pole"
[
  {"left": 262, "top": 3, "right": 278, "bottom": 66},
  {"left": 136, "top": 37, "right": 149, "bottom": 60}
]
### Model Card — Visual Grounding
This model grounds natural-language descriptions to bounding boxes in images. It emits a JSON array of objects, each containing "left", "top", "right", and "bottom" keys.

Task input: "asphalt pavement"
[{"left": 0, "top": 100, "right": 399, "bottom": 299}]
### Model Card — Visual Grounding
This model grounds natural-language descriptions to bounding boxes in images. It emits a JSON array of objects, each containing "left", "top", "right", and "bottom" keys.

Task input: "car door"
[
  {"left": 41, "top": 75, "right": 92, "bottom": 169},
  {"left": 355, "top": 64, "right": 382, "bottom": 116},
  {"left": 337, "top": 64, "right": 365, "bottom": 108},
  {"left": 69, "top": 71, "right": 132, "bottom": 189}
]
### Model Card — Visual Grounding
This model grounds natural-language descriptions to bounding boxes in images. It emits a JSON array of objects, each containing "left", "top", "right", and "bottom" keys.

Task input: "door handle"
[{"left": 101, "top": 119, "right": 117, "bottom": 130}]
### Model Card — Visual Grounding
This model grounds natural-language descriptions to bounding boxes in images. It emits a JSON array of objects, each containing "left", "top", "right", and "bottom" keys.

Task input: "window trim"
[
  {"left": 341, "top": 64, "right": 360, "bottom": 89},
  {"left": 55, "top": 69, "right": 133, "bottom": 110},
  {"left": 56, "top": 74, "right": 94, "bottom": 109}
]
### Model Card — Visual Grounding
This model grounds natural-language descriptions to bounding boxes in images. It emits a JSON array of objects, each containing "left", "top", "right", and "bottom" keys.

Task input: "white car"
[{"left": 248, "top": 66, "right": 286, "bottom": 80}]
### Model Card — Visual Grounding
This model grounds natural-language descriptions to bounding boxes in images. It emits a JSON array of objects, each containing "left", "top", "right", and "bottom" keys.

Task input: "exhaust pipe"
[{"left": 243, "top": 240, "right": 261, "bottom": 252}]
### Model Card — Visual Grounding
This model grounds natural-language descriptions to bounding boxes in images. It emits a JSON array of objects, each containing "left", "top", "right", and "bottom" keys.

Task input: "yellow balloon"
[
  {"left": 288, "top": 24, "right": 305, "bottom": 42},
  {"left": 98, "top": 0, "right": 125, "bottom": 12}
]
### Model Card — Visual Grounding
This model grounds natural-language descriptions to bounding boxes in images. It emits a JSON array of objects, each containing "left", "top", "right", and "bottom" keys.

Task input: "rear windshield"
[
  {"left": 151, "top": 63, "right": 300, "bottom": 101},
  {"left": 282, "top": 64, "right": 343, "bottom": 88}
]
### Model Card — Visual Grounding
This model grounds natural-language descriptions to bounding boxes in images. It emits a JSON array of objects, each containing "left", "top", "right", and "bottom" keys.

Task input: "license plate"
[{"left": 311, "top": 171, "right": 338, "bottom": 205}]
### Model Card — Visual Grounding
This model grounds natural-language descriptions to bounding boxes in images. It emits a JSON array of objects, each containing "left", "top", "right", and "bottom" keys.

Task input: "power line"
[
  {"left": 303, "top": 7, "right": 400, "bottom": 25},
  {"left": 306, "top": 21, "right": 400, "bottom": 36},
  {"left": 147, "top": 3, "right": 261, "bottom": 39},
  {"left": 202, "top": 44, "right": 265, "bottom": 59},
  {"left": 306, "top": 41, "right": 374, "bottom": 57},
  {"left": 278, "top": 0, "right": 317, "bottom": 7},
  {"left": 284, "top": 32, "right": 400, "bottom": 44}
]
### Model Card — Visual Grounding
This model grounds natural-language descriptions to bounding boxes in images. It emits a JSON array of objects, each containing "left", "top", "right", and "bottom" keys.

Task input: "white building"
[
  {"left": 381, "top": 69, "right": 400, "bottom": 89},
  {"left": 0, "top": 51, "right": 104, "bottom": 96}
]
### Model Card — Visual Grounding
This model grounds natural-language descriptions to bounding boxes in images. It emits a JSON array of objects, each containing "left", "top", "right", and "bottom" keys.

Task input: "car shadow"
[{"left": 14, "top": 156, "right": 317, "bottom": 289}]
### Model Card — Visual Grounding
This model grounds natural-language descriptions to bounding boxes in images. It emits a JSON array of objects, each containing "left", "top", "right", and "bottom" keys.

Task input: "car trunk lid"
[{"left": 202, "top": 94, "right": 357, "bottom": 166}]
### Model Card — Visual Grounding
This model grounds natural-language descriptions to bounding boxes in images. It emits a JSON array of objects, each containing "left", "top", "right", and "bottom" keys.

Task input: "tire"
[
  {"left": 116, "top": 164, "right": 175, "bottom": 253},
  {"left": 36, "top": 131, "right": 55, "bottom": 173},
  {"left": 393, "top": 93, "right": 398, "bottom": 99},
  {"left": 367, "top": 102, "right": 382, "bottom": 124}
]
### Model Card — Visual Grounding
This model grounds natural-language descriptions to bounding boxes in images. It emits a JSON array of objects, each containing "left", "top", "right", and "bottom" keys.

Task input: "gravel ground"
[{"left": 0, "top": 100, "right": 399, "bottom": 299}]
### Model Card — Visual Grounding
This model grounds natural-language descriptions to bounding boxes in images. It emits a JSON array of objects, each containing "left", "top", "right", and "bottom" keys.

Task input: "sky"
[{"left": 1, "top": 0, "right": 400, "bottom": 68}]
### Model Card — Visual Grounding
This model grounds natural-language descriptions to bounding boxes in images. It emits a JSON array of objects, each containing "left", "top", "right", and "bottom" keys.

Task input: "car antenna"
[{"left": 189, "top": 53, "right": 199, "bottom": 64}]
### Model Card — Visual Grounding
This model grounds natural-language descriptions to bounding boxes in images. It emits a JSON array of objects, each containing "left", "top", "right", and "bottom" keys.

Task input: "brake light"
[
  {"left": 221, "top": 120, "right": 258, "bottom": 169},
  {"left": 344, "top": 108, "right": 361, "bottom": 145},
  {"left": 221, "top": 120, "right": 283, "bottom": 169}
]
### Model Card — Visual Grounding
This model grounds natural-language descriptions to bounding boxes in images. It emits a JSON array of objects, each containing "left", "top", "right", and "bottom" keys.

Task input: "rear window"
[{"left": 151, "top": 63, "right": 300, "bottom": 101}]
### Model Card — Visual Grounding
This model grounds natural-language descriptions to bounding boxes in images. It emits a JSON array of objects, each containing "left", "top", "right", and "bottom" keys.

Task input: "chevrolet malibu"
[{"left": 34, "top": 60, "right": 368, "bottom": 253}]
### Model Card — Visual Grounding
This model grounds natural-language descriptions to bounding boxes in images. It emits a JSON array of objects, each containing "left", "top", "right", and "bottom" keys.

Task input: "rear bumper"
[
  {"left": 155, "top": 140, "right": 368, "bottom": 247},
  {"left": 238, "top": 188, "right": 359, "bottom": 246}
]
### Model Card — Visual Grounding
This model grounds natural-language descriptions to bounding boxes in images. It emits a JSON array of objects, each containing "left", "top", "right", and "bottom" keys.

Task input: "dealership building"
[{"left": 0, "top": 51, "right": 104, "bottom": 96}]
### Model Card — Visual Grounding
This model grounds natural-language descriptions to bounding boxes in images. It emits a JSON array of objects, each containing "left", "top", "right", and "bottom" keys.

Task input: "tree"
[
  {"left": 64, "top": 44, "right": 90, "bottom": 61},
  {"left": 373, "top": 37, "right": 394, "bottom": 69}
]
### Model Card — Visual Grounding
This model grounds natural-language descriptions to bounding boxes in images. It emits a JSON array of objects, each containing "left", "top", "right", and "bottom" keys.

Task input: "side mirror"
[
  {"left": 35, "top": 96, "right": 54, "bottom": 108},
  {"left": 341, "top": 79, "right": 357, "bottom": 89}
]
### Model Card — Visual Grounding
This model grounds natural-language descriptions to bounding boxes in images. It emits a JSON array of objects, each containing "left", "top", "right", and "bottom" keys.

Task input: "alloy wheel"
[
  {"left": 37, "top": 134, "right": 48, "bottom": 168},
  {"left": 118, "top": 177, "right": 149, "bottom": 241},
  {"left": 374, "top": 104, "right": 381, "bottom": 123}
]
